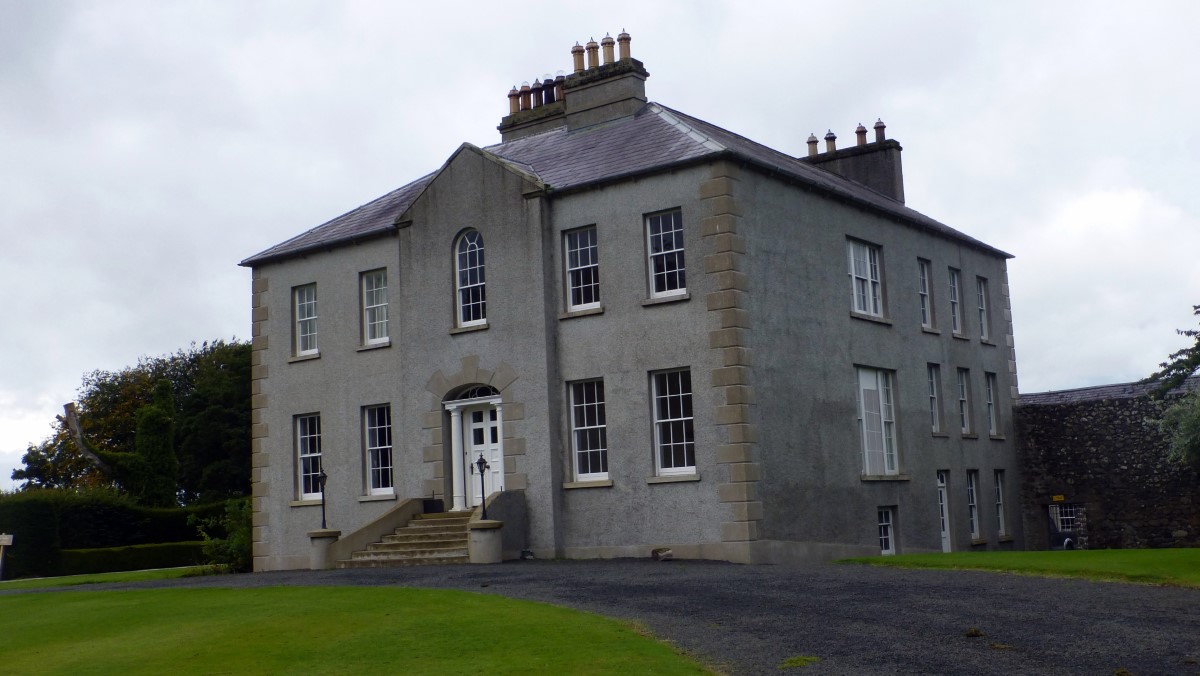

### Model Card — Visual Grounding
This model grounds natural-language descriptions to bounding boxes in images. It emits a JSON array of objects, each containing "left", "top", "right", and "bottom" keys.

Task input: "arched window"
[{"left": 455, "top": 230, "right": 486, "bottom": 326}]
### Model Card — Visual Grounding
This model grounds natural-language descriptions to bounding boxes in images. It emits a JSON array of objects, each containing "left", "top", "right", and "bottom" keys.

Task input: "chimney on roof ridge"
[
  {"left": 497, "top": 31, "right": 649, "bottom": 142},
  {"left": 800, "top": 120, "right": 905, "bottom": 203}
]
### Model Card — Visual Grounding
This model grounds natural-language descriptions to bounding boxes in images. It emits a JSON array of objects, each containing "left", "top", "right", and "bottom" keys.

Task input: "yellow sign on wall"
[{"left": 1051, "top": 495, "right": 1065, "bottom": 502}]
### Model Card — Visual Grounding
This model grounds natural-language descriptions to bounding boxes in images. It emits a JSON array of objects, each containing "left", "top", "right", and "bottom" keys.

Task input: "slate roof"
[
  {"left": 241, "top": 103, "right": 1010, "bottom": 266},
  {"left": 1019, "top": 375, "right": 1200, "bottom": 406}
]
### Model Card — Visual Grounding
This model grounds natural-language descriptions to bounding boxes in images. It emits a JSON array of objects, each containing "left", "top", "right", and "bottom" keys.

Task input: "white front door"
[
  {"left": 464, "top": 405, "right": 504, "bottom": 508},
  {"left": 937, "top": 470, "right": 952, "bottom": 553}
]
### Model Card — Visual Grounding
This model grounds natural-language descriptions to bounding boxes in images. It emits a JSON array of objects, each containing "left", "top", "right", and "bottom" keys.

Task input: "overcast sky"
[{"left": 3, "top": 1, "right": 1199, "bottom": 490}]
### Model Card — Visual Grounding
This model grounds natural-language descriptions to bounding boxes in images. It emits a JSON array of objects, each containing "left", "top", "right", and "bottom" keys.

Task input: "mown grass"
[
  {"left": 0, "top": 586, "right": 710, "bottom": 675},
  {"left": 0, "top": 566, "right": 206, "bottom": 590},
  {"left": 842, "top": 548, "right": 1200, "bottom": 588}
]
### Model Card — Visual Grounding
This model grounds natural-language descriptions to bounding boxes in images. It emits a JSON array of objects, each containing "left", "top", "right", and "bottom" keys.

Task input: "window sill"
[
  {"left": 952, "top": 332, "right": 970, "bottom": 341},
  {"left": 358, "top": 493, "right": 397, "bottom": 502},
  {"left": 989, "top": 434, "right": 1006, "bottom": 441},
  {"left": 563, "top": 479, "right": 613, "bottom": 489},
  {"left": 288, "top": 352, "right": 321, "bottom": 364},
  {"left": 860, "top": 473, "right": 911, "bottom": 482},
  {"left": 559, "top": 306, "right": 604, "bottom": 320},
  {"left": 642, "top": 292, "right": 690, "bottom": 307},
  {"left": 647, "top": 473, "right": 700, "bottom": 484},
  {"left": 980, "top": 338, "right": 997, "bottom": 347},
  {"left": 970, "top": 538, "right": 988, "bottom": 546},
  {"left": 849, "top": 311, "right": 892, "bottom": 326},
  {"left": 961, "top": 433, "right": 980, "bottom": 440},
  {"left": 357, "top": 340, "right": 391, "bottom": 352},
  {"left": 998, "top": 535, "right": 1014, "bottom": 543},
  {"left": 450, "top": 323, "right": 488, "bottom": 335},
  {"left": 289, "top": 499, "right": 322, "bottom": 507},
  {"left": 921, "top": 326, "right": 940, "bottom": 335}
]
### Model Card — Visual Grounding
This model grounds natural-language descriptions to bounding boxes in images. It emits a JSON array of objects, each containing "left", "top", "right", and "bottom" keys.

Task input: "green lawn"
[
  {"left": 0, "top": 566, "right": 206, "bottom": 590},
  {"left": 842, "top": 548, "right": 1200, "bottom": 588},
  {"left": 0, "top": 586, "right": 710, "bottom": 675}
]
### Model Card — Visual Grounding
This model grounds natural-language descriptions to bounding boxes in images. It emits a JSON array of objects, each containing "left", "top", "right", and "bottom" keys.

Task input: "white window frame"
[
  {"left": 927, "top": 363, "right": 942, "bottom": 434},
  {"left": 564, "top": 226, "right": 601, "bottom": 311},
  {"left": 994, "top": 470, "right": 1007, "bottom": 537},
  {"left": 878, "top": 507, "right": 896, "bottom": 555},
  {"left": 956, "top": 368, "right": 972, "bottom": 435},
  {"left": 294, "top": 284, "right": 318, "bottom": 356},
  {"left": 646, "top": 209, "right": 686, "bottom": 299},
  {"left": 1050, "top": 503, "right": 1080, "bottom": 532},
  {"left": 296, "top": 414, "right": 322, "bottom": 500},
  {"left": 569, "top": 379, "right": 608, "bottom": 481},
  {"left": 918, "top": 259, "right": 933, "bottom": 328},
  {"left": 848, "top": 240, "right": 883, "bottom": 317},
  {"left": 985, "top": 372, "right": 999, "bottom": 436},
  {"left": 455, "top": 230, "right": 486, "bottom": 327},
  {"left": 966, "top": 470, "right": 980, "bottom": 540},
  {"left": 976, "top": 276, "right": 990, "bottom": 340},
  {"left": 857, "top": 367, "right": 898, "bottom": 476},
  {"left": 937, "top": 470, "right": 952, "bottom": 553},
  {"left": 364, "top": 404, "right": 393, "bottom": 496},
  {"left": 948, "top": 268, "right": 962, "bottom": 335},
  {"left": 652, "top": 368, "right": 695, "bottom": 476},
  {"left": 361, "top": 269, "right": 389, "bottom": 345}
]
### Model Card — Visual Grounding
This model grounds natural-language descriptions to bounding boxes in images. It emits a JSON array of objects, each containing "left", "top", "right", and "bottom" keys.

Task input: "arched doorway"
[{"left": 444, "top": 385, "right": 504, "bottom": 511}]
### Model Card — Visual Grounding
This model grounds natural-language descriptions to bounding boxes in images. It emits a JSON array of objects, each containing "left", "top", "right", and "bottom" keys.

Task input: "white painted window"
[
  {"left": 927, "top": 363, "right": 942, "bottom": 433},
  {"left": 296, "top": 414, "right": 322, "bottom": 500},
  {"left": 966, "top": 470, "right": 980, "bottom": 540},
  {"left": 976, "top": 277, "right": 990, "bottom": 340},
  {"left": 878, "top": 507, "right": 896, "bottom": 555},
  {"left": 918, "top": 259, "right": 933, "bottom": 328},
  {"left": 857, "top": 367, "right": 898, "bottom": 475},
  {"left": 361, "top": 270, "right": 389, "bottom": 344},
  {"left": 652, "top": 369, "right": 695, "bottom": 475},
  {"left": 948, "top": 268, "right": 962, "bottom": 334},
  {"left": 646, "top": 210, "right": 686, "bottom": 298},
  {"left": 994, "top": 470, "right": 1007, "bottom": 537},
  {"left": 937, "top": 471, "right": 952, "bottom": 553},
  {"left": 1050, "top": 503, "right": 1080, "bottom": 532},
  {"left": 570, "top": 380, "right": 608, "bottom": 480},
  {"left": 848, "top": 240, "right": 883, "bottom": 316},
  {"left": 455, "top": 230, "right": 486, "bottom": 327},
  {"left": 956, "top": 368, "right": 972, "bottom": 435},
  {"left": 364, "top": 405, "right": 393, "bottom": 495},
  {"left": 294, "top": 284, "right": 318, "bottom": 356},
  {"left": 565, "top": 226, "right": 600, "bottom": 310},
  {"left": 985, "top": 372, "right": 999, "bottom": 436}
]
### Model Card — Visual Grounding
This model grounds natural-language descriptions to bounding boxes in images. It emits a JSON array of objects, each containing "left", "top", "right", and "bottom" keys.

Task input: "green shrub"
[
  {"left": 0, "top": 496, "right": 61, "bottom": 579},
  {"left": 59, "top": 542, "right": 205, "bottom": 576},
  {"left": 190, "top": 498, "right": 251, "bottom": 572}
]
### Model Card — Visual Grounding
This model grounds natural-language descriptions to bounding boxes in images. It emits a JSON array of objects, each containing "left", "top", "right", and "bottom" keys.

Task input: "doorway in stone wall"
[{"left": 444, "top": 385, "right": 504, "bottom": 512}]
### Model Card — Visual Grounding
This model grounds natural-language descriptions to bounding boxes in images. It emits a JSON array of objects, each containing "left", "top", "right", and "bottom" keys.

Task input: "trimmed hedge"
[
  {"left": 59, "top": 542, "right": 206, "bottom": 576},
  {"left": 0, "top": 489, "right": 227, "bottom": 579}
]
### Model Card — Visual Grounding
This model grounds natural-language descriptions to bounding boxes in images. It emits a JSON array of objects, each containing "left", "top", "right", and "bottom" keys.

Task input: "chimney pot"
[
  {"left": 617, "top": 29, "right": 631, "bottom": 60},
  {"left": 554, "top": 71, "right": 565, "bottom": 100},
  {"left": 601, "top": 33, "right": 616, "bottom": 64},
  {"left": 571, "top": 43, "right": 585, "bottom": 74},
  {"left": 874, "top": 118, "right": 886, "bottom": 142},
  {"left": 806, "top": 133, "right": 819, "bottom": 157},
  {"left": 542, "top": 76, "right": 555, "bottom": 104},
  {"left": 855, "top": 123, "right": 867, "bottom": 146},
  {"left": 824, "top": 129, "right": 837, "bottom": 153},
  {"left": 586, "top": 38, "right": 600, "bottom": 70},
  {"left": 519, "top": 81, "right": 531, "bottom": 111},
  {"left": 507, "top": 86, "right": 520, "bottom": 115},
  {"left": 530, "top": 78, "right": 544, "bottom": 108}
]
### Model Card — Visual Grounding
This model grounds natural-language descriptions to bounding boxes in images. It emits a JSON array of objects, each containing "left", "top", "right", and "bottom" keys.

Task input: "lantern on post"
[
  {"left": 318, "top": 469, "right": 329, "bottom": 529},
  {"left": 473, "top": 454, "right": 490, "bottom": 520}
]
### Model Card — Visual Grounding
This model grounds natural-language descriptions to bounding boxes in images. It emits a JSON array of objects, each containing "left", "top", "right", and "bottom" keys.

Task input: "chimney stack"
[
  {"left": 800, "top": 120, "right": 905, "bottom": 203},
  {"left": 855, "top": 123, "right": 867, "bottom": 146},
  {"left": 824, "top": 130, "right": 837, "bottom": 153}
]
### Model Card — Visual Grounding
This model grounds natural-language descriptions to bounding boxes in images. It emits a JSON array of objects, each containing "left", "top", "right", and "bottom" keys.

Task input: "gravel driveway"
[{"left": 7, "top": 559, "right": 1199, "bottom": 675}]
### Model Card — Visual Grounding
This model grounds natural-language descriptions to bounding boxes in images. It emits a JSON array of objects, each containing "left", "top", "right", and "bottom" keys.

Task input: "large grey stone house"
[{"left": 241, "top": 33, "right": 1024, "bottom": 571}]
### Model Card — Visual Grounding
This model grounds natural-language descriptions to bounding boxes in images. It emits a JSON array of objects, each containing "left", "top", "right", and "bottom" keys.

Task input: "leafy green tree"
[
  {"left": 1148, "top": 305, "right": 1200, "bottom": 467},
  {"left": 11, "top": 431, "right": 106, "bottom": 490}
]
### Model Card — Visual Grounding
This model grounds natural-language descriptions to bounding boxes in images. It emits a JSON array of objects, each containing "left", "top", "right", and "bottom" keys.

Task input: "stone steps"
[{"left": 336, "top": 511, "right": 473, "bottom": 569}]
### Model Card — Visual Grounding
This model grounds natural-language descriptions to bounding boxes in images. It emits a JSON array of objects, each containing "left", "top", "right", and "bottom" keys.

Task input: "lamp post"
[
  {"left": 474, "top": 454, "right": 490, "bottom": 519},
  {"left": 318, "top": 469, "right": 329, "bottom": 529}
]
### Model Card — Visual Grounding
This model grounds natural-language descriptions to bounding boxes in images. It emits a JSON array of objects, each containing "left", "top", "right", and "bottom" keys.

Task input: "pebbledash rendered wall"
[{"left": 1016, "top": 380, "right": 1200, "bottom": 550}]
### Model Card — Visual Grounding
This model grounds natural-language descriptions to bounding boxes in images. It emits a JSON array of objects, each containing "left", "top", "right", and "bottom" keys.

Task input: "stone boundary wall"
[{"left": 1016, "top": 385, "right": 1199, "bottom": 549}]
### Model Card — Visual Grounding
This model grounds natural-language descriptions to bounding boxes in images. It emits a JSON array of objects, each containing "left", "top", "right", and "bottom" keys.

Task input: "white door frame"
[{"left": 445, "top": 394, "right": 504, "bottom": 512}]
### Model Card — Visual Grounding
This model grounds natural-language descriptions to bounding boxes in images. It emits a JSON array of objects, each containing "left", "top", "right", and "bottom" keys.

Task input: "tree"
[
  {"left": 1147, "top": 305, "right": 1200, "bottom": 467},
  {"left": 12, "top": 340, "right": 251, "bottom": 504}
]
